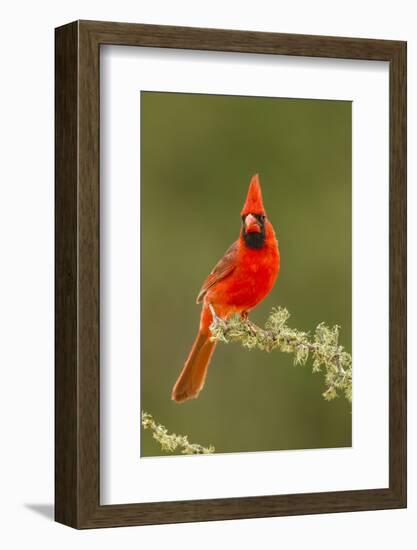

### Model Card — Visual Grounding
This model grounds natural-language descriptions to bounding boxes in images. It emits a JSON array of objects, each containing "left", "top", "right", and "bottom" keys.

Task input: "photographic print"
[{"left": 140, "top": 91, "right": 352, "bottom": 457}]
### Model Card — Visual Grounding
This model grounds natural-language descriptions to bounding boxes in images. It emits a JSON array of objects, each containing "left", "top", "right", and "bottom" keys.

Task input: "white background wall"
[{"left": 0, "top": 0, "right": 415, "bottom": 548}]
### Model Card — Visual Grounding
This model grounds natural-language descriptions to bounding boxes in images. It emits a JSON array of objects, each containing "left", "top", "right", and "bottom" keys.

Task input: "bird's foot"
[
  {"left": 208, "top": 303, "right": 221, "bottom": 323},
  {"left": 240, "top": 312, "right": 257, "bottom": 334}
]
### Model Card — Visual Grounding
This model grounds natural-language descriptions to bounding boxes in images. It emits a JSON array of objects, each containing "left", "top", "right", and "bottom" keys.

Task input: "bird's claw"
[
  {"left": 208, "top": 303, "right": 221, "bottom": 323},
  {"left": 240, "top": 313, "right": 257, "bottom": 334}
]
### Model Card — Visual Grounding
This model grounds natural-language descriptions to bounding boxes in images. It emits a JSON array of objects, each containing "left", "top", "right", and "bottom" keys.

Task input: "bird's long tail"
[{"left": 172, "top": 305, "right": 216, "bottom": 403}]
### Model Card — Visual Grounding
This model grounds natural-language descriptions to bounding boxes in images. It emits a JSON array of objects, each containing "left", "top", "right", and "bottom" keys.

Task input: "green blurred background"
[{"left": 140, "top": 91, "right": 352, "bottom": 456}]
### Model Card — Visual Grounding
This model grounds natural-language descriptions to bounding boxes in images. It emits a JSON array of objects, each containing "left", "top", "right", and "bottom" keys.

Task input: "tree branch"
[
  {"left": 141, "top": 412, "right": 215, "bottom": 455},
  {"left": 209, "top": 306, "right": 352, "bottom": 402}
]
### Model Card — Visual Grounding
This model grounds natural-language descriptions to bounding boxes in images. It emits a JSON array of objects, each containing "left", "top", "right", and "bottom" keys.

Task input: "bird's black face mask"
[{"left": 242, "top": 213, "right": 266, "bottom": 249}]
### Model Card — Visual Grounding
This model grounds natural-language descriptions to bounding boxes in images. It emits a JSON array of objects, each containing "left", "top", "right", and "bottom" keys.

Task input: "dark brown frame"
[{"left": 55, "top": 20, "right": 407, "bottom": 529}]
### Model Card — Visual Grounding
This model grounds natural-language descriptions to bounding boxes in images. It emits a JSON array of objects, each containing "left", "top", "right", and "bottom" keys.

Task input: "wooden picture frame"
[{"left": 55, "top": 20, "right": 407, "bottom": 529}]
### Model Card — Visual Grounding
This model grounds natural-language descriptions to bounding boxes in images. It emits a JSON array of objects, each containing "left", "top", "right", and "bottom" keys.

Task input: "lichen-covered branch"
[
  {"left": 141, "top": 411, "right": 215, "bottom": 455},
  {"left": 210, "top": 306, "right": 352, "bottom": 402}
]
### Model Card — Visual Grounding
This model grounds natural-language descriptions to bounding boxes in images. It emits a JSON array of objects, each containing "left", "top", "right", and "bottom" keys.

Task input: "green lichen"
[{"left": 141, "top": 412, "right": 215, "bottom": 455}]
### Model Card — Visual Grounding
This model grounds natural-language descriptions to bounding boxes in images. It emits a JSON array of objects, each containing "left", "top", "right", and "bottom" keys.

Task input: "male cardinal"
[{"left": 172, "top": 174, "right": 280, "bottom": 403}]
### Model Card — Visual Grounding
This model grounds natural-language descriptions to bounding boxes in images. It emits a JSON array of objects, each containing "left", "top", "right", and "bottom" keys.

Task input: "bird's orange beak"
[{"left": 245, "top": 213, "right": 262, "bottom": 233}]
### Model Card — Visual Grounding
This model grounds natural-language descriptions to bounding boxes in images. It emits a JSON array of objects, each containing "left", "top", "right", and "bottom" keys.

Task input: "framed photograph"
[{"left": 55, "top": 20, "right": 406, "bottom": 528}]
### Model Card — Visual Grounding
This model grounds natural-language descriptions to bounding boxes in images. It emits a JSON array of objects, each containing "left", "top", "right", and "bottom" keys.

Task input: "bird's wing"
[{"left": 196, "top": 241, "right": 238, "bottom": 304}]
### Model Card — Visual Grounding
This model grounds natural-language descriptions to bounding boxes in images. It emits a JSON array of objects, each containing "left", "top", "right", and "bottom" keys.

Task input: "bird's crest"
[{"left": 241, "top": 174, "right": 266, "bottom": 216}]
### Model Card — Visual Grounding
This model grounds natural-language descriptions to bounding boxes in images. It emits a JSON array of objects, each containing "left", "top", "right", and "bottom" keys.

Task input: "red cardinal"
[{"left": 172, "top": 174, "right": 280, "bottom": 403}]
